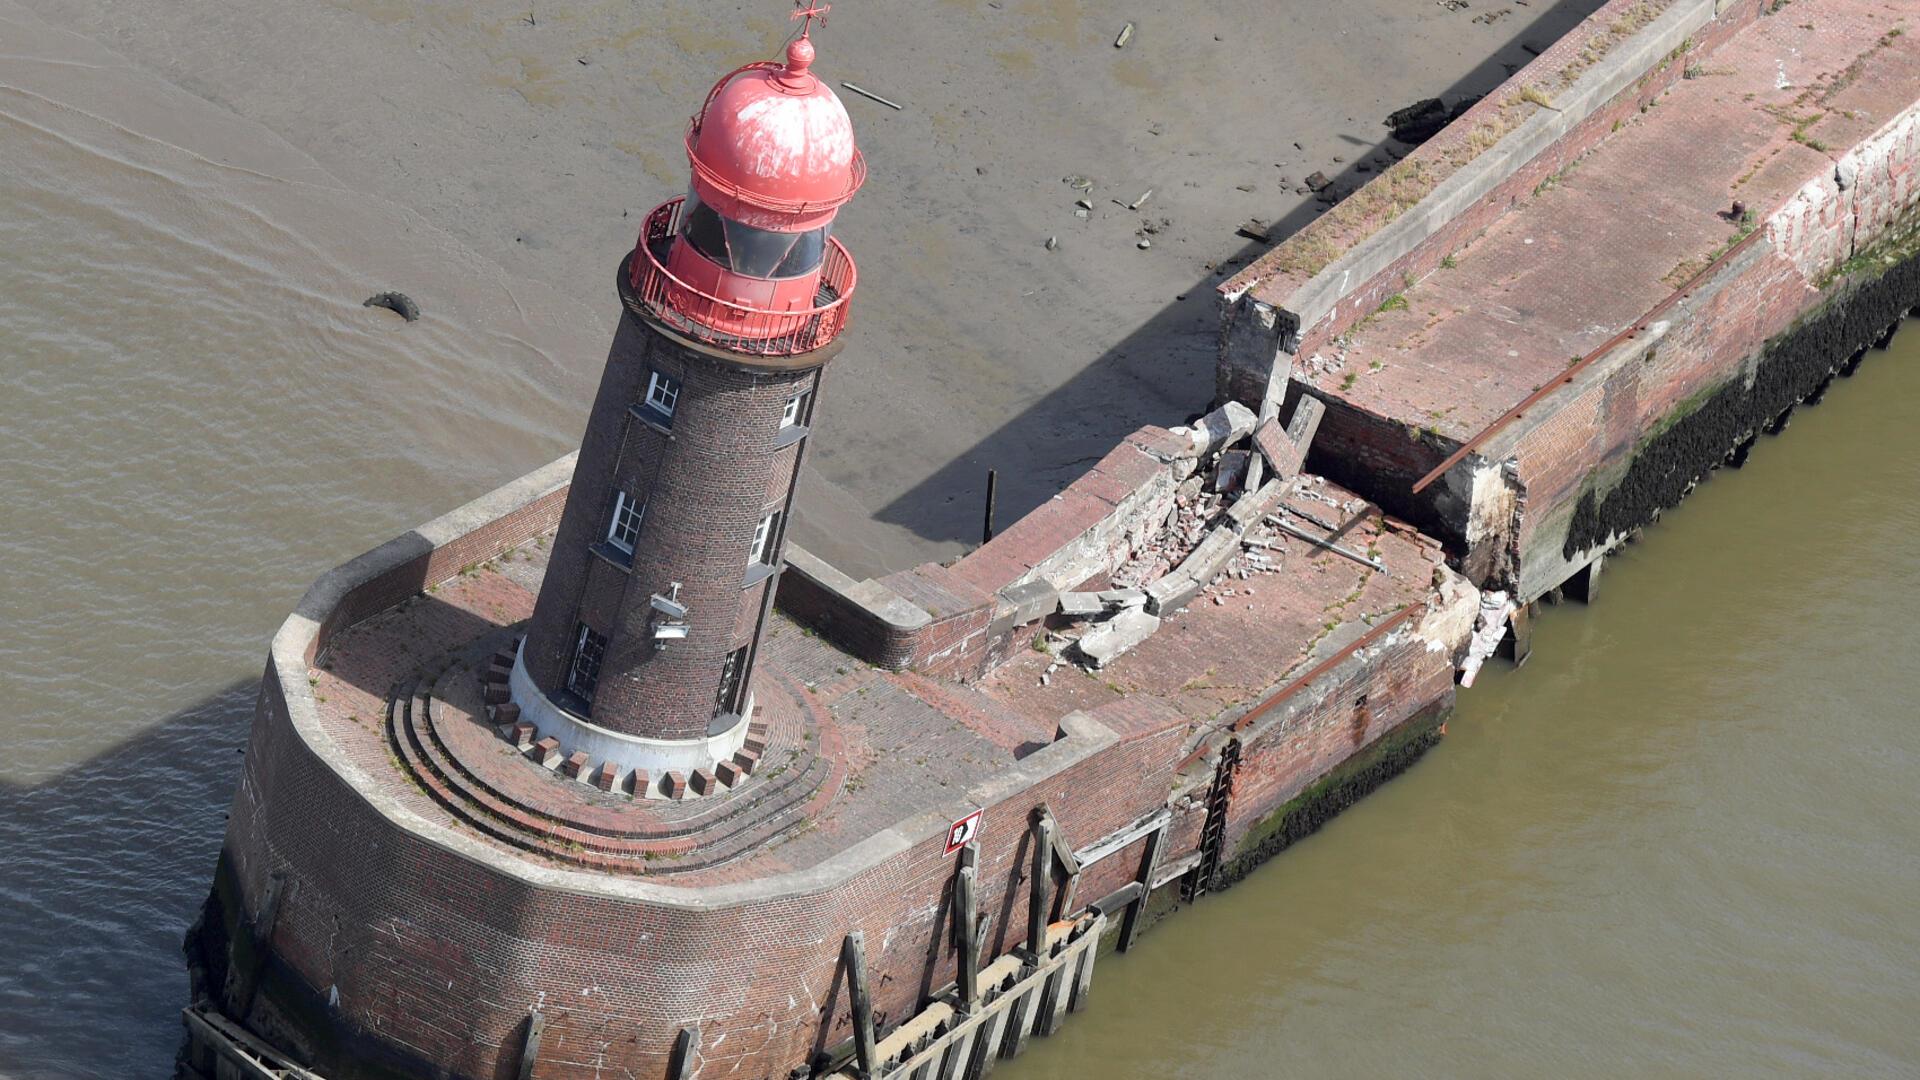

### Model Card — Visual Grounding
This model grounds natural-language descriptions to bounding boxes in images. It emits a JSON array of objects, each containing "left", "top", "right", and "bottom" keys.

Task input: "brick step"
[
  {"left": 431, "top": 657, "right": 822, "bottom": 838},
  {"left": 640, "top": 755, "right": 836, "bottom": 876},
  {"left": 382, "top": 688, "right": 622, "bottom": 868},
  {"left": 421, "top": 686, "right": 822, "bottom": 844},
  {"left": 400, "top": 690, "right": 704, "bottom": 862},
  {"left": 402, "top": 689, "right": 829, "bottom": 872}
]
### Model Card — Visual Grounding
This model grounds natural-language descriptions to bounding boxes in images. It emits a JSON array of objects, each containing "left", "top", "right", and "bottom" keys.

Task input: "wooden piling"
[
  {"left": 844, "top": 932, "right": 878, "bottom": 1079},
  {"left": 1120, "top": 823, "right": 1165, "bottom": 952},
  {"left": 1027, "top": 815, "right": 1053, "bottom": 960},
  {"left": 669, "top": 1027, "right": 698, "bottom": 1080},
  {"left": 955, "top": 864, "right": 980, "bottom": 1011},
  {"left": 515, "top": 1009, "right": 544, "bottom": 1080}
]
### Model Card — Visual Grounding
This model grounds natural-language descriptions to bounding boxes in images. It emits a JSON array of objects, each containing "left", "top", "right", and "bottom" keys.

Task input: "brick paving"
[
  {"left": 979, "top": 477, "right": 1447, "bottom": 735},
  {"left": 307, "top": 470, "right": 1448, "bottom": 887},
  {"left": 1315, "top": 0, "right": 1918, "bottom": 442}
]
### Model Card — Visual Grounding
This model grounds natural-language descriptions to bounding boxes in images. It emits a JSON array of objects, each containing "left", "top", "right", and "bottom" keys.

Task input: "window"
[
  {"left": 680, "top": 192, "right": 730, "bottom": 266},
  {"left": 780, "top": 391, "right": 809, "bottom": 429},
  {"left": 748, "top": 509, "right": 782, "bottom": 567},
  {"left": 567, "top": 623, "right": 609, "bottom": 702},
  {"left": 678, "top": 190, "right": 829, "bottom": 279},
  {"left": 644, "top": 369, "right": 680, "bottom": 420},
  {"left": 606, "top": 490, "right": 644, "bottom": 555},
  {"left": 715, "top": 645, "right": 749, "bottom": 717}
]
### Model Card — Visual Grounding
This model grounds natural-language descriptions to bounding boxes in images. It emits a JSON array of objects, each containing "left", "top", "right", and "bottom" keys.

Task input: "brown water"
[
  {"left": 3, "top": 3, "right": 1918, "bottom": 1077},
  {"left": 1003, "top": 339, "right": 1920, "bottom": 1078}
]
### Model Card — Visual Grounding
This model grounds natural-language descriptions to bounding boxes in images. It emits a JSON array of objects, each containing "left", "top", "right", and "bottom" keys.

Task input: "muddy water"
[
  {"left": 3, "top": 3, "right": 1917, "bottom": 1078},
  {"left": 1005, "top": 334, "right": 1920, "bottom": 1077},
  {"left": 0, "top": 9, "right": 588, "bottom": 1076}
]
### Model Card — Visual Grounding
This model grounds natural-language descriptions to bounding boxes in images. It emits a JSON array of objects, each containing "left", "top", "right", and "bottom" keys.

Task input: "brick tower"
[{"left": 512, "top": 19, "right": 863, "bottom": 785}]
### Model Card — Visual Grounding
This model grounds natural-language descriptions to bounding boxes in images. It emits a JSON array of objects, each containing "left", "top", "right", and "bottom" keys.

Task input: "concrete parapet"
[{"left": 1217, "top": 0, "right": 1746, "bottom": 410}]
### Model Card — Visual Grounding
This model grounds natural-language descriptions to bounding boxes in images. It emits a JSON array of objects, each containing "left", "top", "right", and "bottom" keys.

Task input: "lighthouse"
[{"left": 513, "top": 10, "right": 864, "bottom": 788}]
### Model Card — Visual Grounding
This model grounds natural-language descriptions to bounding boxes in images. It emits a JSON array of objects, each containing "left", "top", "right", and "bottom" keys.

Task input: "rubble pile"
[{"left": 1041, "top": 398, "right": 1352, "bottom": 672}]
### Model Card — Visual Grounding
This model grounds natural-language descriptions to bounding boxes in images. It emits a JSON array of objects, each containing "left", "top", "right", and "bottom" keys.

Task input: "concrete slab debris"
[
  {"left": 999, "top": 579, "right": 1060, "bottom": 626},
  {"left": 1059, "top": 592, "right": 1105, "bottom": 618},
  {"left": 1182, "top": 400, "right": 1257, "bottom": 457},
  {"left": 1074, "top": 608, "right": 1161, "bottom": 668},
  {"left": 1458, "top": 589, "right": 1516, "bottom": 688},
  {"left": 1213, "top": 449, "right": 1250, "bottom": 492},
  {"left": 1225, "top": 478, "right": 1285, "bottom": 534},
  {"left": 1252, "top": 395, "right": 1325, "bottom": 481}
]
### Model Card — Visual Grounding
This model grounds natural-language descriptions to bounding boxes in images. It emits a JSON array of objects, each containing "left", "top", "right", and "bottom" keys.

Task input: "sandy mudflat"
[{"left": 17, "top": 0, "right": 1603, "bottom": 575}]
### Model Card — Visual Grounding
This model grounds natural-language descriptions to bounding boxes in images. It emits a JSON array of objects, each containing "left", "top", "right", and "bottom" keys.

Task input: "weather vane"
[{"left": 791, "top": 0, "right": 830, "bottom": 36}]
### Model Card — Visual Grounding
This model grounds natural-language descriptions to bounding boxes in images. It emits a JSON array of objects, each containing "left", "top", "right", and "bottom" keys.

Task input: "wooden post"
[
  {"left": 1026, "top": 814, "right": 1052, "bottom": 961},
  {"left": 843, "top": 932, "right": 878, "bottom": 1079},
  {"left": 955, "top": 864, "right": 979, "bottom": 1012},
  {"left": 983, "top": 469, "right": 999, "bottom": 543},
  {"left": 1040, "top": 807, "right": 1082, "bottom": 917},
  {"left": 970, "top": 999, "right": 1012, "bottom": 1078},
  {"left": 1037, "top": 966, "right": 1069, "bottom": 1036},
  {"left": 516, "top": 1009, "right": 544, "bottom": 1080},
  {"left": 1003, "top": 984, "right": 1038, "bottom": 1060},
  {"left": 935, "top": 1026, "right": 977, "bottom": 1080},
  {"left": 669, "top": 1027, "right": 698, "bottom": 1080},
  {"left": 1119, "top": 823, "right": 1166, "bottom": 953},
  {"left": 1068, "top": 931, "right": 1100, "bottom": 1013}
]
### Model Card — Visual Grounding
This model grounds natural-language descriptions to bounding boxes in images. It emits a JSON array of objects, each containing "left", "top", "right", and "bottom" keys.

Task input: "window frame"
[
  {"left": 714, "top": 644, "right": 750, "bottom": 718},
  {"left": 567, "top": 623, "right": 609, "bottom": 703},
  {"left": 644, "top": 369, "right": 681, "bottom": 420},
  {"left": 780, "top": 390, "right": 810, "bottom": 429},
  {"left": 606, "top": 490, "right": 644, "bottom": 556},
  {"left": 748, "top": 509, "right": 782, "bottom": 567}
]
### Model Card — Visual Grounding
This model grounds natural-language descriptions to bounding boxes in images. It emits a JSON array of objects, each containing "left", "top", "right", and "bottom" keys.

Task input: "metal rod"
[
  {"left": 1268, "top": 518, "right": 1384, "bottom": 571},
  {"left": 983, "top": 469, "right": 999, "bottom": 543},
  {"left": 841, "top": 82, "right": 904, "bottom": 110}
]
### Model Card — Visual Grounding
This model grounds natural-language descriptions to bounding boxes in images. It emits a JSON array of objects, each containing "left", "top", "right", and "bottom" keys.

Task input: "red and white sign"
[{"left": 944, "top": 809, "right": 983, "bottom": 855}]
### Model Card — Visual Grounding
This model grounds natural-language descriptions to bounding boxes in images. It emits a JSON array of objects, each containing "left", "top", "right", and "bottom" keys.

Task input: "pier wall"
[
  {"left": 1217, "top": 0, "right": 1920, "bottom": 602},
  {"left": 192, "top": 464, "right": 1199, "bottom": 1080},
  {"left": 1495, "top": 108, "right": 1920, "bottom": 597},
  {"left": 1218, "top": 0, "right": 1756, "bottom": 414},
  {"left": 1218, "top": 601, "right": 1467, "bottom": 886}
]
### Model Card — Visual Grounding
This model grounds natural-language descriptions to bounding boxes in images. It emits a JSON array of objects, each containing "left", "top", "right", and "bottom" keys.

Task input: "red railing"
[{"left": 625, "top": 197, "right": 856, "bottom": 357}]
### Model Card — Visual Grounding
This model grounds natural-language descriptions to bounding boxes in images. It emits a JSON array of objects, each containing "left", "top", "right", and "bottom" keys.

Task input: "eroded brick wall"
[
  {"left": 1506, "top": 101, "right": 1920, "bottom": 597},
  {"left": 1220, "top": 623, "right": 1458, "bottom": 874},
  {"left": 221, "top": 652, "right": 1190, "bottom": 1080}
]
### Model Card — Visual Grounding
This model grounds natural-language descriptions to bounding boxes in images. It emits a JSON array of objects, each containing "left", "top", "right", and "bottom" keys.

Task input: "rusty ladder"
[{"left": 1183, "top": 738, "right": 1240, "bottom": 901}]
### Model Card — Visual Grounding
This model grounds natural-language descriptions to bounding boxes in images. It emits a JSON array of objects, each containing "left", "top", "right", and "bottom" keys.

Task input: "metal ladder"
[{"left": 1183, "top": 737, "right": 1240, "bottom": 901}]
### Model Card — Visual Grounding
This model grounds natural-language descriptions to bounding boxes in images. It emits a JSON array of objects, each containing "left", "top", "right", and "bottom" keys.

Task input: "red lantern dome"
[
  {"left": 625, "top": 26, "right": 865, "bottom": 358},
  {"left": 687, "top": 36, "right": 865, "bottom": 231}
]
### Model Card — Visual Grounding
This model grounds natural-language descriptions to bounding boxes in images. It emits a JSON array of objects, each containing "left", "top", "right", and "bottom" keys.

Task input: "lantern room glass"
[{"left": 680, "top": 190, "right": 830, "bottom": 280}]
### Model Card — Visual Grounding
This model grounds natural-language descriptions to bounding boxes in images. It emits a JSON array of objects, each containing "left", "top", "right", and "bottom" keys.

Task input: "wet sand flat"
[{"left": 16, "top": 0, "right": 1606, "bottom": 574}]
